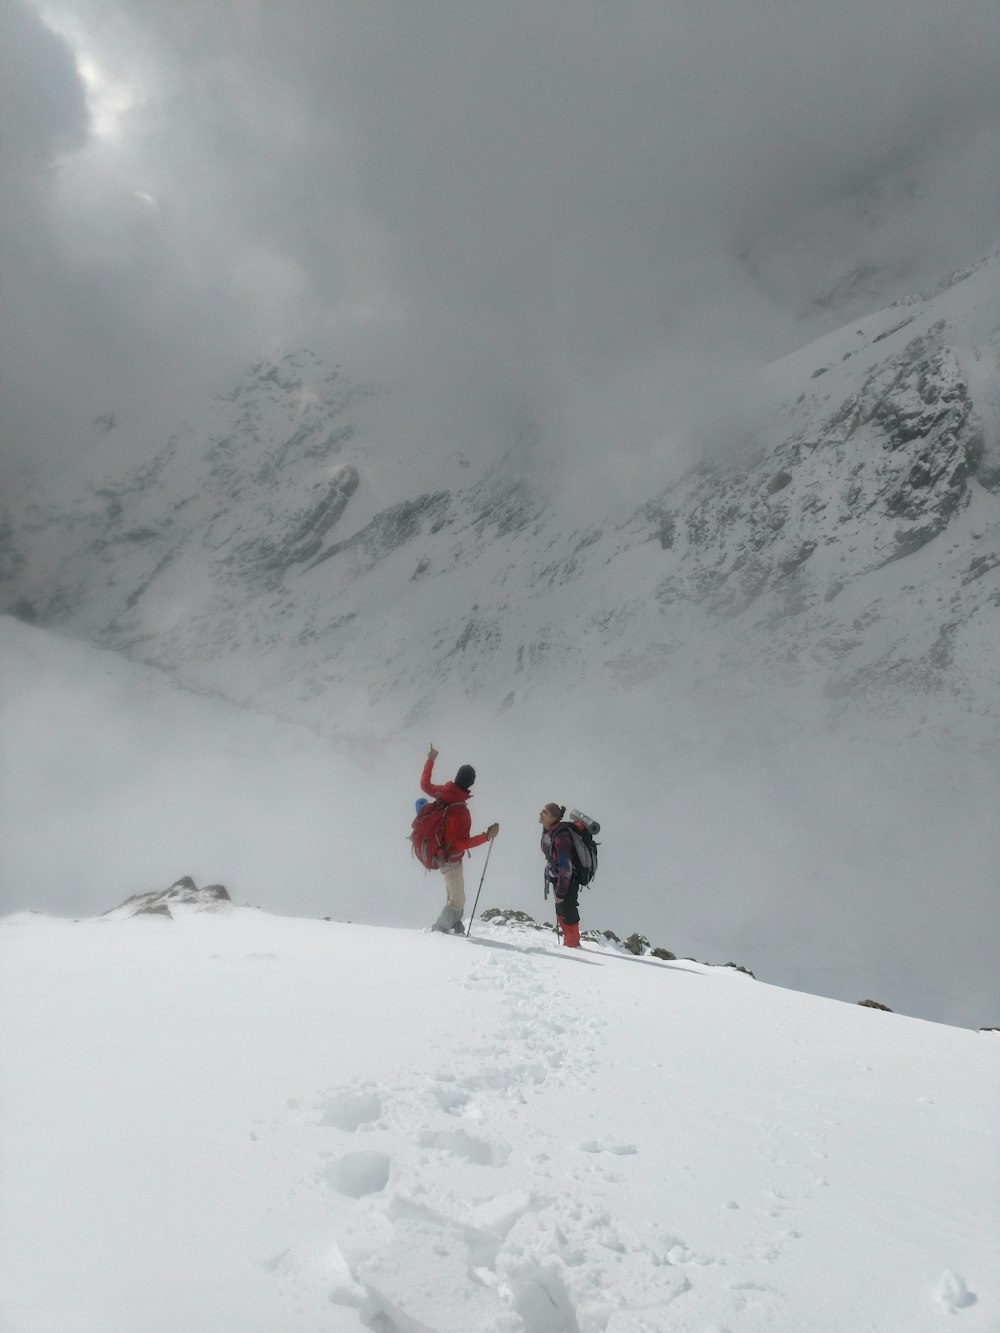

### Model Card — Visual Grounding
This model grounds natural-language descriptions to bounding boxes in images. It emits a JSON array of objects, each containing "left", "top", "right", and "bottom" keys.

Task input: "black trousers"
[{"left": 555, "top": 883, "right": 580, "bottom": 926}]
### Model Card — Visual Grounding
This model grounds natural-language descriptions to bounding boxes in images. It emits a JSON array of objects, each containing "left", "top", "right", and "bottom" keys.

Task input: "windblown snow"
[{"left": 1, "top": 903, "right": 996, "bottom": 1332}]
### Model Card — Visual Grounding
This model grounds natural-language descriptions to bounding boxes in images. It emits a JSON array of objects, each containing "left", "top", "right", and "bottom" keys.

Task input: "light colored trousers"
[{"left": 433, "top": 859, "right": 465, "bottom": 930}]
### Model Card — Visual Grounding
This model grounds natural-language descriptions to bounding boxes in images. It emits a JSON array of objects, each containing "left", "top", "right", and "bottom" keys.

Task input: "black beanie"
[{"left": 455, "top": 764, "right": 476, "bottom": 792}]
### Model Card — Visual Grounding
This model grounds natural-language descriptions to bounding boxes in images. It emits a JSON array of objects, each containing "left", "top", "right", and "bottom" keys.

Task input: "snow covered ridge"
[
  {"left": 479, "top": 907, "right": 755, "bottom": 976},
  {"left": 2, "top": 907, "right": 997, "bottom": 1330},
  {"left": 93, "top": 886, "right": 967, "bottom": 1025},
  {"left": 1, "top": 255, "right": 998, "bottom": 740},
  {"left": 97, "top": 882, "right": 755, "bottom": 970}
]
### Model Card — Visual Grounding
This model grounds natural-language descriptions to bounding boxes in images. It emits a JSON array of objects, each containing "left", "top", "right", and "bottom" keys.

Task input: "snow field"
[{"left": 1, "top": 909, "right": 997, "bottom": 1332}]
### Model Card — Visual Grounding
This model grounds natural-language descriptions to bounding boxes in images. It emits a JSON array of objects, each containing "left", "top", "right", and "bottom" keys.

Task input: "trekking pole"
[
  {"left": 465, "top": 838, "right": 494, "bottom": 938},
  {"left": 544, "top": 873, "right": 561, "bottom": 943}
]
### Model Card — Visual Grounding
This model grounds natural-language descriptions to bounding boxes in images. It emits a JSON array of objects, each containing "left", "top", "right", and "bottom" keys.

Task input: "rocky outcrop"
[{"left": 104, "top": 876, "right": 232, "bottom": 920}]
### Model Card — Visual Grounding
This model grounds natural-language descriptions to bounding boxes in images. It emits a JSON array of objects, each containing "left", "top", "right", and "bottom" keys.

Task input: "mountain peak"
[{"left": 104, "top": 876, "right": 233, "bottom": 920}]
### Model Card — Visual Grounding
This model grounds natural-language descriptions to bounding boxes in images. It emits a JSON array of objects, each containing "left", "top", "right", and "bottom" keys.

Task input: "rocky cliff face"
[
  {"left": 631, "top": 313, "right": 999, "bottom": 731},
  {"left": 3, "top": 258, "right": 999, "bottom": 746}
]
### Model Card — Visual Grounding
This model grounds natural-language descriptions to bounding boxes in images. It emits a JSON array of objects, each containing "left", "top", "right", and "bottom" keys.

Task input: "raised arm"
[{"left": 420, "top": 743, "right": 439, "bottom": 797}]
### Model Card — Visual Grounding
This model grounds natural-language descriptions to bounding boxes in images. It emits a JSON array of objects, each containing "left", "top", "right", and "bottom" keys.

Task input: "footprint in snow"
[
  {"left": 325, "top": 1149, "right": 391, "bottom": 1198},
  {"left": 467, "top": 1190, "right": 536, "bottom": 1239},
  {"left": 495, "top": 1201, "right": 691, "bottom": 1329},
  {"left": 430, "top": 1081, "right": 473, "bottom": 1114},
  {"left": 319, "top": 1086, "right": 383, "bottom": 1132},
  {"left": 936, "top": 1269, "right": 976, "bottom": 1312},
  {"left": 419, "top": 1126, "right": 510, "bottom": 1166},
  {"left": 354, "top": 1216, "right": 522, "bottom": 1333}
]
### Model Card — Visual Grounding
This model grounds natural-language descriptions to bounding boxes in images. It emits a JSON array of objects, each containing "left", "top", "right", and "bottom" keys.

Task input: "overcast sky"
[{"left": 4, "top": 0, "right": 1000, "bottom": 481}]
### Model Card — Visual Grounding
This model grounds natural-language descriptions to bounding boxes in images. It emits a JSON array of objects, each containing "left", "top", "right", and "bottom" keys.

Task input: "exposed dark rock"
[
  {"left": 104, "top": 876, "right": 232, "bottom": 919},
  {"left": 927, "top": 622, "right": 958, "bottom": 670},
  {"left": 858, "top": 998, "right": 893, "bottom": 1012},
  {"left": 124, "top": 547, "right": 177, "bottom": 610},
  {"left": 650, "top": 947, "right": 677, "bottom": 961},
  {"left": 308, "top": 492, "right": 450, "bottom": 575},
  {"left": 279, "top": 467, "right": 359, "bottom": 568},
  {"left": 480, "top": 908, "right": 542, "bottom": 929},
  {"left": 132, "top": 901, "right": 171, "bottom": 917},
  {"left": 199, "top": 883, "right": 232, "bottom": 901},
  {"left": 872, "top": 316, "right": 915, "bottom": 344},
  {"left": 780, "top": 541, "right": 817, "bottom": 574},
  {"left": 623, "top": 933, "right": 650, "bottom": 955},
  {"left": 963, "top": 553, "right": 1000, "bottom": 584},
  {"left": 474, "top": 480, "right": 538, "bottom": 538},
  {"left": 237, "top": 467, "right": 360, "bottom": 580}
]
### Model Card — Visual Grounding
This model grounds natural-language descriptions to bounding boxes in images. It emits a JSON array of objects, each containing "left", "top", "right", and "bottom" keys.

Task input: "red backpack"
[{"left": 411, "top": 799, "right": 452, "bottom": 869}]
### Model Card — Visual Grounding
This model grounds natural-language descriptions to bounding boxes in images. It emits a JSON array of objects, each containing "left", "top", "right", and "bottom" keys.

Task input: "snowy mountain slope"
[
  {"left": 1, "top": 905, "right": 997, "bottom": 1333},
  {"left": 2, "top": 260, "right": 999, "bottom": 744}
]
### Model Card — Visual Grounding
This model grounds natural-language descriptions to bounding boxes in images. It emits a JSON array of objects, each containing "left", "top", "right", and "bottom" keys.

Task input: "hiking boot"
[
  {"left": 450, "top": 921, "right": 466, "bottom": 935},
  {"left": 562, "top": 921, "right": 582, "bottom": 948}
]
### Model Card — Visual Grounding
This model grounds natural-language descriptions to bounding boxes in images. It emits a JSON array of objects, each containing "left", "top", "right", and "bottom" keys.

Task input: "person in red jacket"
[{"left": 421, "top": 744, "right": 499, "bottom": 933}]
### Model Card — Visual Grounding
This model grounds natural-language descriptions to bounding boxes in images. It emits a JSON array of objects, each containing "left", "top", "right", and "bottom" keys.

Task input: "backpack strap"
[{"left": 545, "top": 823, "right": 574, "bottom": 869}]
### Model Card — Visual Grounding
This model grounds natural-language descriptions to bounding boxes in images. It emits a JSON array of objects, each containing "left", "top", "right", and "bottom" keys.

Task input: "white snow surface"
[{"left": 1, "top": 906, "right": 997, "bottom": 1333}]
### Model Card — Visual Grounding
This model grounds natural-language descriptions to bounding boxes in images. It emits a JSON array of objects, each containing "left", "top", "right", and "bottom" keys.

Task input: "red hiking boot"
[{"left": 561, "top": 921, "right": 581, "bottom": 948}]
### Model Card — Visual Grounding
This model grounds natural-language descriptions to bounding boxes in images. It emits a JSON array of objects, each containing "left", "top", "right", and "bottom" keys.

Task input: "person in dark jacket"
[
  {"left": 421, "top": 745, "right": 499, "bottom": 933},
  {"left": 539, "top": 802, "right": 581, "bottom": 947}
]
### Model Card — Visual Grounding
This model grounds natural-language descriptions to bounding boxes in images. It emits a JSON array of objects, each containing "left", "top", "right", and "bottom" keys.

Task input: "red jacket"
[{"left": 420, "top": 759, "right": 488, "bottom": 861}]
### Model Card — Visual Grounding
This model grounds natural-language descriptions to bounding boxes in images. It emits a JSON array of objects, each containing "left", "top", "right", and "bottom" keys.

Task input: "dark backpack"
[
  {"left": 411, "top": 799, "right": 451, "bottom": 869},
  {"left": 553, "top": 812, "right": 600, "bottom": 886}
]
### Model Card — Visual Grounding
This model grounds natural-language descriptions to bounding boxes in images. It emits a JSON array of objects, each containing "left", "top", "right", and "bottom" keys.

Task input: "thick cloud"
[
  {"left": 4, "top": 0, "right": 1000, "bottom": 483},
  {"left": 0, "top": 0, "right": 87, "bottom": 169}
]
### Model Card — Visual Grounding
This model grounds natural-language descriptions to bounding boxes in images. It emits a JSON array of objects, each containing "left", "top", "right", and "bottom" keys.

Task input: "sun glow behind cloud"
[
  {"left": 73, "top": 52, "right": 136, "bottom": 142},
  {"left": 38, "top": 5, "right": 139, "bottom": 145}
]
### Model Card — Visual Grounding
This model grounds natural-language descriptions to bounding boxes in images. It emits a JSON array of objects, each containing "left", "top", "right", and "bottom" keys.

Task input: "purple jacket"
[{"left": 541, "top": 826, "right": 575, "bottom": 897}]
